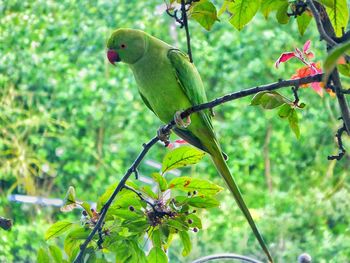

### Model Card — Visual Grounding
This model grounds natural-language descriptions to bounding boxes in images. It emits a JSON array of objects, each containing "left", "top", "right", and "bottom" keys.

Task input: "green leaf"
[
  {"left": 186, "top": 214, "right": 203, "bottom": 229},
  {"left": 228, "top": 0, "right": 260, "bottom": 30},
  {"left": 276, "top": 3, "right": 289, "bottom": 24},
  {"left": 49, "top": 245, "right": 63, "bottom": 263},
  {"left": 152, "top": 173, "right": 168, "bottom": 192},
  {"left": 288, "top": 109, "right": 300, "bottom": 139},
  {"left": 179, "top": 231, "right": 192, "bottom": 257},
  {"left": 278, "top": 103, "right": 292, "bottom": 118},
  {"left": 218, "top": 0, "right": 231, "bottom": 16},
  {"left": 316, "top": 0, "right": 334, "bottom": 8},
  {"left": 338, "top": 63, "right": 350, "bottom": 77},
  {"left": 297, "top": 12, "right": 312, "bottom": 35},
  {"left": 190, "top": 0, "right": 219, "bottom": 31},
  {"left": 141, "top": 185, "right": 158, "bottom": 199},
  {"left": 166, "top": 217, "right": 189, "bottom": 231},
  {"left": 162, "top": 146, "right": 206, "bottom": 173},
  {"left": 97, "top": 182, "right": 118, "bottom": 210},
  {"left": 324, "top": 41, "right": 350, "bottom": 82},
  {"left": 45, "top": 221, "right": 75, "bottom": 240},
  {"left": 175, "top": 195, "right": 220, "bottom": 208},
  {"left": 151, "top": 228, "right": 162, "bottom": 248},
  {"left": 260, "top": 0, "right": 287, "bottom": 18},
  {"left": 251, "top": 91, "right": 291, "bottom": 109},
  {"left": 64, "top": 227, "right": 90, "bottom": 257},
  {"left": 168, "top": 176, "right": 223, "bottom": 196},
  {"left": 147, "top": 247, "right": 168, "bottom": 263},
  {"left": 61, "top": 186, "right": 79, "bottom": 212},
  {"left": 37, "top": 248, "right": 50, "bottom": 263},
  {"left": 80, "top": 201, "right": 93, "bottom": 217},
  {"left": 325, "top": 0, "right": 349, "bottom": 37},
  {"left": 123, "top": 219, "right": 149, "bottom": 233}
]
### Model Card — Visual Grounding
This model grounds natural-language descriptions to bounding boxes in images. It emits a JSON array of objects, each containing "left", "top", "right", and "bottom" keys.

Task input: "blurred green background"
[{"left": 1, "top": 0, "right": 349, "bottom": 262}]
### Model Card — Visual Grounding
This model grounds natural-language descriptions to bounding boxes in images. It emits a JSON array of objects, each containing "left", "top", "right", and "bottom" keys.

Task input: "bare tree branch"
[{"left": 306, "top": 0, "right": 337, "bottom": 47}]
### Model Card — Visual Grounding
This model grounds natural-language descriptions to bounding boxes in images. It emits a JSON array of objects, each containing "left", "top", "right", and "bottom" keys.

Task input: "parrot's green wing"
[
  {"left": 168, "top": 49, "right": 213, "bottom": 129},
  {"left": 167, "top": 49, "right": 215, "bottom": 153}
]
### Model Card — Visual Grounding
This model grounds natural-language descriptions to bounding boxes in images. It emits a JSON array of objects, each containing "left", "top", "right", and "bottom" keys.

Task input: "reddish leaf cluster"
[{"left": 275, "top": 40, "right": 331, "bottom": 97}]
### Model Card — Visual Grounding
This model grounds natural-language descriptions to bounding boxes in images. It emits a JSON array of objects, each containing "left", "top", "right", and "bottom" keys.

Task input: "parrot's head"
[{"left": 107, "top": 28, "right": 147, "bottom": 65}]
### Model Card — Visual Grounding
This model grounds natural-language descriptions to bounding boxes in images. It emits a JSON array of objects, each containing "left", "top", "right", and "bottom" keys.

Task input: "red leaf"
[
  {"left": 275, "top": 52, "right": 296, "bottom": 68},
  {"left": 291, "top": 62, "right": 324, "bottom": 96},
  {"left": 303, "top": 40, "right": 311, "bottom": 54},
  {"left": 311, "top": 82, "right": 324, "bottom": 97}
]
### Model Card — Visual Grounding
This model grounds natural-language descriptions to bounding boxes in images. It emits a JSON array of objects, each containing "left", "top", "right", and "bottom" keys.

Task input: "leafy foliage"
[{"left": 42, "top": 146, "right": 223, "bottom": 262}]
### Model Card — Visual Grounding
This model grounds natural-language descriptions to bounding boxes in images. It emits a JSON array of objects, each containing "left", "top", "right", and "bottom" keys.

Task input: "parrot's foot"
[
  {"left": 174, "top": 111, "right": 191, "bottom": 128},
  {"left": 157, "top": 125, "right": 171, "bottom": 147}
]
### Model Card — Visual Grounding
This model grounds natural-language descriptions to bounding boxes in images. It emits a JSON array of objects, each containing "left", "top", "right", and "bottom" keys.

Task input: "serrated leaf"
[
  {"left": 37, "top": 248, "right": 50, "bottom": 263},
  {"left": 152, "top": 173, "right": 168, "bottom": 192},
  {"left": 45, "top": 221, "right": 75, "bottom": 240},
  {"left": 147, "top": 247, "right": 168, "bottom": 263},
  {"left": 49, "top": 245, "right": 63, "bottom": 263},
  {"left": 276, "top": 3, "right": 289, "bottom": 24},
  {"left": 162, "top": 146, "right": 205, "bottom": 173},
  {"left": 179, "top": 231, "right": 192, "bottom": 256},
  {"left": 261, "top": 0, "right": 287, "bottom": 18},
  {"left": 297, "top": 12, "right": 312, "bottom": 35},
  {"left": 228, "top": 0, "right": 260, "bottom": 30},
  {"left": 190, "top": 0, "right": 218, "bottom": 31},
  {"left": 64, "top": 227, "right": 90, "bottom": 257},
  {"left": 168, "top": 176, "right": 223, "bottom": 195},
  {"left": 278, "top": 103, "right": 292, "bottom": 118},
  {"left": 325, "top": 0, "right": 349, "bottom": 37},
  {"left": 288, "top": 109, "right": 300, "bottom": 139},
  {"left": 324, "top": 41, "right": 350, "bottom": 82}
]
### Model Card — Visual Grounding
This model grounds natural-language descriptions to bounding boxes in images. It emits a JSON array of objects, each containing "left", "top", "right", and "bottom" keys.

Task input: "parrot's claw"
[
  {"left": 157, "top": 125, "right": 171, "bottom": 147},
  {"left": 174, "top": 111, "right": 191, "bottom": 128}
]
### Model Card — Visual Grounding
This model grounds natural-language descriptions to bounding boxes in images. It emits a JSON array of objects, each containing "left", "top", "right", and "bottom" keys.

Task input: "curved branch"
[
  {"left": 74, "top": 73, "right": 323, "bottom": 262},
  {"left": 306, "top": 0, "right": 337, "bottom": 47},
  {"left": 192, "top": 253, "right": 263, "bottom": 263}
]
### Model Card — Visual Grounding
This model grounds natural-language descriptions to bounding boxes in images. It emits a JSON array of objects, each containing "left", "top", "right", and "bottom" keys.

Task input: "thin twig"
[
  {"left": 328, "top": 122, "right": 347, "bottom": 160},
  {"left": 306, "top": 0, "right": 337, "bottom": 47},
  {"left": 74, "top": 73, "right": 323, "bottom": 261},
  {"left": 181, "top": 0, "right": 193, "bottom": 62}
]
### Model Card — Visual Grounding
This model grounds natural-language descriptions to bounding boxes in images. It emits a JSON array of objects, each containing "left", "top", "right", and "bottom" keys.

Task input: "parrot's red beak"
[{"left": 107, "top": 49, "right": 121, "bottom": 65}]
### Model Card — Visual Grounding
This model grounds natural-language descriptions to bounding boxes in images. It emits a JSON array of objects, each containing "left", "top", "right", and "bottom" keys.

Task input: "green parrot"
[{"left": 107, "top": 28, "right": 273, "bottom": 262}]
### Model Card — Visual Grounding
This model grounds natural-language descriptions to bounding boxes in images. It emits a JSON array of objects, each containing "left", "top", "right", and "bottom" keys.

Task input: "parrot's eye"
[{"left": 120, "top": 44, "right": 126, "bottom": 49}]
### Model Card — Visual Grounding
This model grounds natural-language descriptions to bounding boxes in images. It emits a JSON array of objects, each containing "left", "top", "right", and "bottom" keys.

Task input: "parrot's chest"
[{"left": 131, "top": 58, "right": 191, "bottom": 123}]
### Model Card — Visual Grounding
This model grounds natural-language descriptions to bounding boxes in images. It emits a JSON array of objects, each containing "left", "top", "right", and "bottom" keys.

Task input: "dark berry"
[
  {"left": 82, "top": 210, "right": 88, "bottom": 216},
  {"left": 193, "top": 227, "right": 198, "bottom": 232},
  {"left": 129, "top": 206, "right": 135, "bottom": 212},
  {"left": 188, "top": 219, "right": 193, "bottom": 224}
]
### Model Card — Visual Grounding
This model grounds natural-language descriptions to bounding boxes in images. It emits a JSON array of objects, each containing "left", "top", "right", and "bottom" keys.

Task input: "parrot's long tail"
[{"left": 211, "top": 151, "right": 274, "bottom": 263}]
